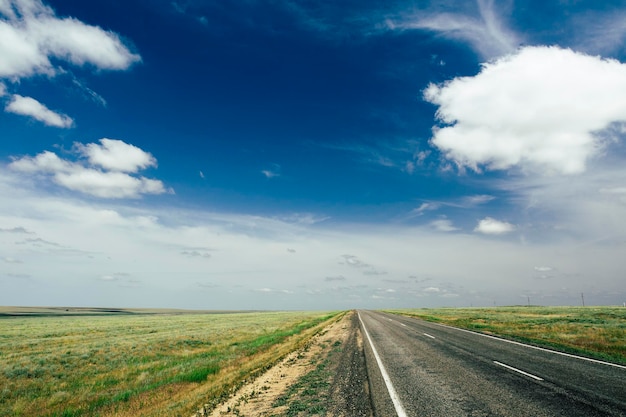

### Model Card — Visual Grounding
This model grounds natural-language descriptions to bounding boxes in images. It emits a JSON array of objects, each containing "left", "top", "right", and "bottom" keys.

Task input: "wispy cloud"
[
  {"left": 388, "top": 0, "right": 521, "bottom": 59},
  {"left": 180, "top": 250, "right": 211, "bottom": 259},
  {"left": 325, "top": 275, "right": 346, "bottom": 282},
  {"left": 0, "top": 226, "right": 33, "bottom": 234},
  {"left": 410, "top": 202, "right": 440, "bottom": 216},
  {"left": 409, "top": 194, "right": 495, "bottom": 219},
  {"left": 2, "top": 257, "right": 22, "bottom": 264},
  {"left": 261, "top": 163, "right": 281, "bottom": 179},
  {"left": 317, "top": 139, "right": 424, "bottom": 174},
  {"left": 569, "top": 10, "right": 626, "bottom": 56}
]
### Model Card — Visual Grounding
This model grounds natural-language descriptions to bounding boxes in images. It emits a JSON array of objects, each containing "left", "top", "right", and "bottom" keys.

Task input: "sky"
[{"left": 1, "top": 0, "right": 626, "bottom": 310}]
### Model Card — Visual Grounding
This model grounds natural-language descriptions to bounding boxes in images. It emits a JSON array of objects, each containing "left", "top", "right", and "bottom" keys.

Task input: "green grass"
[
  {"left": 385, "top": 306, "right": 626, "bottom": 364},
  {"left": 273, "top": 359, "right": 331, "bottom": 416},
  {"left": 0, "top": 310, "right": 340, "bottom": 417}
]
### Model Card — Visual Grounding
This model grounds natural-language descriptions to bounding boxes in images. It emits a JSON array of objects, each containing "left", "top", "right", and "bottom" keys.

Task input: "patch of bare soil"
[{"left": 195, "top": 311, "right": 372, "bottom": 417}]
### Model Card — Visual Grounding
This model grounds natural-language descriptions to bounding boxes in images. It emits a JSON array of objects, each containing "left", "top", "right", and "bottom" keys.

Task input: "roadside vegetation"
[
  {"left": 0, "top": 310, "right": 340, "bottom": 417},
  {"left": 386, "top": 306, "right": 626, "bottom": 365}
]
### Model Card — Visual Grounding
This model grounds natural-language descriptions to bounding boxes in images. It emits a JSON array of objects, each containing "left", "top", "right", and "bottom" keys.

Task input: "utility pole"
[
  {"left": 581, "top": 292, "right": 585, "bottom": 307},
  {"left": 527, "top": 296, "right": 530, "bottom": 307}
]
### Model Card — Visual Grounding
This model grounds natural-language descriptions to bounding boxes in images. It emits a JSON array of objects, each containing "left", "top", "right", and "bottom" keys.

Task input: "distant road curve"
[{"left": 358, "top": 310, "right": 626, "bottom": 417}]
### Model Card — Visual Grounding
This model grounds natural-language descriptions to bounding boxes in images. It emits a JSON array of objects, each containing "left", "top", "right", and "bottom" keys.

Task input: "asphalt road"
[{"left": 358, "top": 310, "right": 626, "bottom": 417}]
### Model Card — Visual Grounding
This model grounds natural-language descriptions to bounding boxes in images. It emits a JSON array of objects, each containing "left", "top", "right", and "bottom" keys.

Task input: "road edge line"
[
  {"left": 358, "top": 312, "right": 408, "bottom": 417},
  {"left": 423, "top": 321, "right": 626, "bottom": 370}
]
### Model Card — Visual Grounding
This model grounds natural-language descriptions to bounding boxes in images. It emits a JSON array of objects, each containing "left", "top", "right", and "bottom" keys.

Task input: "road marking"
[
  {"left": 494, "top": 361, "right": 544, "bottom": 381},
  {"left": 426, "top": 321, "right": 626, "bottom": 370},
  {"left": 358, "top": 312, "right": 408, "bottom": 417},
  {"left": 400, "top": 323, "right": 407, "bottom": 327},
  {"left": 423, "top": 333, "right": 436, "bottom": 339}
]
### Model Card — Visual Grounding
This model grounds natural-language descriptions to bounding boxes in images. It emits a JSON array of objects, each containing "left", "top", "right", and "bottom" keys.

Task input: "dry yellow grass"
[{"left": 387, "top": 306, "right": 626, "bottom": 364}]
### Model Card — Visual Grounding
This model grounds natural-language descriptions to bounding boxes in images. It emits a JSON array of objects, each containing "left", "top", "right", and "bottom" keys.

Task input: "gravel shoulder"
[{"left": 198, "top": 311, "right": 372, "bottom": 417}]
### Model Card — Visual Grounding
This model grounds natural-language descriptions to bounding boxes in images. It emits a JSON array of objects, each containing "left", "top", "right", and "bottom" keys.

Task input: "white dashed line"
[
  {"left": 494, "top": 361, "right": 544, "bottom": 381},
  {"left": 423, "top": 333, "right": 436, "bottom": 339}
]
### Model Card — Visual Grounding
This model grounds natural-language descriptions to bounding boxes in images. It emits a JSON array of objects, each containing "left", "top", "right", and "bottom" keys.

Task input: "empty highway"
[{"left": 358, "top": 310, "right": 626, "bottom": 416}]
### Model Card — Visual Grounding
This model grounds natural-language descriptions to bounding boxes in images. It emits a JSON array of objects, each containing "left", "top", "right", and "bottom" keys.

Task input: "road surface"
[{"left": 358, "top": 310, "right": 626, "bottom": 417}]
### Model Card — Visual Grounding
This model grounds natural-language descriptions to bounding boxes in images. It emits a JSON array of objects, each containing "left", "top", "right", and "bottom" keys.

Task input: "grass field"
[
  {"left": 0, "top": 309, "right": 340, "bottom": 417},
  {"left": 386, "top": 306, "right": 626, "bottom": 365}
]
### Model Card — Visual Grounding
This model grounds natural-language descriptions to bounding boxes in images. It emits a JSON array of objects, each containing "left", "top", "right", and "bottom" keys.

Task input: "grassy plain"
[
  {"left": 0, "top": 308, "right": 340, "bottom": 417},
  {"left": 386, "top": 306, "right": 626, "bottom": 365}
]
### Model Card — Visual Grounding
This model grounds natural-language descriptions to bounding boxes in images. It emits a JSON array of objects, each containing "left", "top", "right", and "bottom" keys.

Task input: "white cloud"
[
  {"left": 3, "top": 256, "right": 22, "bottom": 263},
  {"left": 325, "top": 275, "right": 346, "bottom": 282},
  {"left": 430, "top": 218, "right": 458, "bottom": 232},
  {"left": 425, "top": 46, "right": 626, "bottom": 175},
  {"left": 570, "top": 10, "right": 626, "bottom": 56},
  {"left": 462, "top": 194, "right": 495, "bottom": 205},
  {"left": 534, "top": 266, "right": 553, "bottom": 272},
  {"left": 474, "top": 217, "right": 515, "bottom": 235},
  {"left": 9, "top": 140, "right": 170, "bottom": 199},
  {"left": 1, "top": 164, "right": 625, "bottom": 309},
  {"left": 54, "top": 170, "right": 167, "bottom": 199},
  {"left": 5, "top": 94, "right": 73, "bottom": 127},
  {"left": 500, "top": 163, "right": 626, "bottom": 243},
  {"left": 9, "top": 150, "right": 70, "bottom": 172},
  {"left": 279, "top": 213, "right": 329, "bottom": 225},
  {"left": 261, "top": 163, "right": 281, "bottom": 179},
  {"left": 98, "top": 275, "right": 119, "bottom": 281},
  {"left": 0, "top": 0, "right": 140, "bottom": 79},
  {"left": 411, "top": 202, "right": 440, "bottom": 216},
  {"left": 76, "top": 139, "right": 157, "bottom": 173},
  {"left": 388, "top": 0, "right": 520, "bottom": 59},
  {"left": 0, "top": 0, "right": 139, "bottom": 125}
]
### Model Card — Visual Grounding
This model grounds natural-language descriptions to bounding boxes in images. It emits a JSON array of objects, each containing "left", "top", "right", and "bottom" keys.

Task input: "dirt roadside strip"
[{"left": 194, "top": 311, "right": 373, "bottom": 417}]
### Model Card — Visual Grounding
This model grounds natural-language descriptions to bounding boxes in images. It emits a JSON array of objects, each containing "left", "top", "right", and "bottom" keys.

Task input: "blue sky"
[{"left": 2, "top": 0, "right": 626, "bottom": 309}]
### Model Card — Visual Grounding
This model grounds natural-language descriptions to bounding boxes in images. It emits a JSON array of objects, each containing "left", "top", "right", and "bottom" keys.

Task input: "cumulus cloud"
[
  {"left": 389, "top": 0, "right": 520, "bottom": 59},
  {"left": 5, "top": 95, "right": 73, "bottom": 127},
  {"left": 425, "top": 46, "right": 626, "bottom": 175},
  {"left": 430, "top": 218, "right": 458, "bottom": 232},
  {"left": 76, "top": 139, "right": 157, "bottom": 173},
  {"left": 0, "top": 0, "right": 140, "bottom": 79},
  {"left": 9, "top": 140, "right": 171, "bottom": 198},
  {"left": 474, "top": 217, "right": 515, "bottom": 235},
  {"left": 0, "top": 0, "right": 139, "bottom": 124}
]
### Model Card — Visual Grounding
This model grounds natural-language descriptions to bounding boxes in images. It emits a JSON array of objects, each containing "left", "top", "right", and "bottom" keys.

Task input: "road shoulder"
[{"left": 199, "top": 311, "right": 372, "bottom": 417}]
